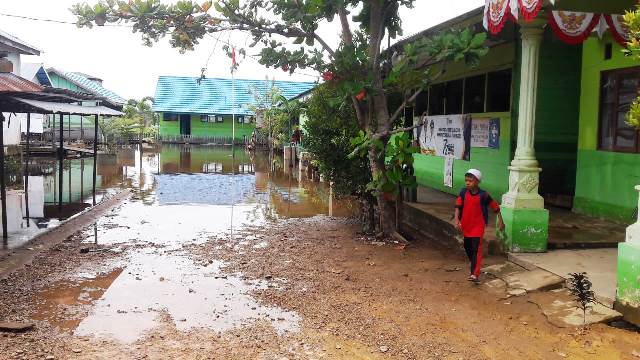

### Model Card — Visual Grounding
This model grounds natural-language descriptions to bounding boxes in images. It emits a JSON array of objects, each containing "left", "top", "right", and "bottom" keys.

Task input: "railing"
[{"left": 158, "top": 134, "right": 269, "bottom": 147}]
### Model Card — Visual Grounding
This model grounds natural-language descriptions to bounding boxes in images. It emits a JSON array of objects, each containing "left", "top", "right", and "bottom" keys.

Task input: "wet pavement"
[{"left": 9, "top": 144, "right": 355, "bottom": 344}]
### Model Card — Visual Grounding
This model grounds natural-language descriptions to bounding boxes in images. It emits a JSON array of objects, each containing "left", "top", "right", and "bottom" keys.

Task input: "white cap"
[{"left": 465, "top": 168, "right": 482, "bottom": 182}]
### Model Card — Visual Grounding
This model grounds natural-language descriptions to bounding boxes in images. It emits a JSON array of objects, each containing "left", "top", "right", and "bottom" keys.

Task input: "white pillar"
[{"left": 502, "top": 20, "right": 546, "bottom": 209}]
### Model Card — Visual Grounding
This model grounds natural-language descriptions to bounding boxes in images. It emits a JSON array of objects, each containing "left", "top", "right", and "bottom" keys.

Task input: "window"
[
  {"left": 236, "top": 115, "right": 245, "bottom": 124},
  {"left": 486, "top": 69, "right": 512, "bottom": 112},
  {"left": 163, "top": 113, "right": 179, "bottom": 121},
  {"left": 464, "top": 74, "right": 486, "bottom": 113},
  {"left": 445, "top": 79, "right": 463, "bottom": 114},
  {"left": 200, "top": 114, "right": 217, "bottom": 122},
  {"left": 216, "top": 115, "right": 224, "bottom": 123},
  {"left": 428, "top": 83, "right": 445, "bottom": 115},
  {"left": 414, "top": 90, "right": 429, "bottom": 117},
  {"left": 599, "top": 68, "right": 640, "bottom": 152},
  {"left": 425, "top": 69, "right": 512, "bottom": 116}
]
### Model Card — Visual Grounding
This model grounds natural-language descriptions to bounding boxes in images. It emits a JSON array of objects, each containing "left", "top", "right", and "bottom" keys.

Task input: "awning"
[{"left": 11, "top": 97, "right": 123, "bottom": 116}]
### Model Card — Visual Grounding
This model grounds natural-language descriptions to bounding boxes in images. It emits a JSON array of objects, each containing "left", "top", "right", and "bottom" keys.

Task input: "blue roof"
[
  {"left": 152, "top": 76, "right": 316, "bottom": 115},
  {"left": 52, "top": 70, "right": 126, "bottom": 105},
  {"left": 35, "top": 67, "right": 51, "bottom": 87}
]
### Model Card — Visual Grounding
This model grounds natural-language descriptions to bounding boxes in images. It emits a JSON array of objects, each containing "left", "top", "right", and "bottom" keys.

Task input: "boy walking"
[{"left": 454, "top": 169, "right": 505, "bottom": 282}]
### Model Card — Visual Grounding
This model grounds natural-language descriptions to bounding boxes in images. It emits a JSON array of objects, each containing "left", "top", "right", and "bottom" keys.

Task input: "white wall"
[
  {"left": 2, "top": 112, "right": 21, "bottom": 145},
  {"left": 0, "top": 43, "right": 21, "bottom": 74},
  {"left": 22, "top": 176, "right": 44, "bottom": 218},
  {"left": 18, "top": 113, "right": 44, "bottom": 134}
]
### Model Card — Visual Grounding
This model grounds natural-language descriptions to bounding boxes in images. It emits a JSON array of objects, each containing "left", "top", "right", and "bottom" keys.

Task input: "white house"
[{"left": 0, "top": 28, "right": 41, "bottom": 145}]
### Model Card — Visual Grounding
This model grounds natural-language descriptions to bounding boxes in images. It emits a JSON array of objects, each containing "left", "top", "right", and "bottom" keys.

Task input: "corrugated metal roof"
[
  {"left": 64, "top": 72, "right": 127, "bottom": 105},
  {"left": 12, "top": 97, "right": 123, "bottom": 116},
  {"left": 0, "top": 73, "right": 44, "bottom": 93},
  {"left": 152, "top": 76, "right": 316, "bottom": 115},
  {"left": 0, "top": 28, "right": 40, "bottom": 55},
  {"left": 47, "top": 68, "right": 126, "bottom": 106}
]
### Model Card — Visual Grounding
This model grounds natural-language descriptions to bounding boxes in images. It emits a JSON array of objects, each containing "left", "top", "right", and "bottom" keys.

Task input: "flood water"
[
  {"left": 3, "top": 144, "right": 356, "bottom": 343},
  {"left": 1, "top": 145, "right": 356, "bottom": 250}
]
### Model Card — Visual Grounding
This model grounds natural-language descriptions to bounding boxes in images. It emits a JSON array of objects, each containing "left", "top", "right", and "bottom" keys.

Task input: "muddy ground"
[{"left": 0, "top": 213, "right": 639, "bottom": 359}]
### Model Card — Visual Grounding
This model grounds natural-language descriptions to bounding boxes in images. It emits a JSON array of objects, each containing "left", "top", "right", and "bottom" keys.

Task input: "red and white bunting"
[
  {"left": 484, "top": 0, "right": 512, "bottom": 34},
  {"left": 484, "top": 0, "right": 557, "bottom": 33},
  {"left": 548, "top": 11, "right": 601, "bottom": 45},
  {"left": 517, "top": 0, "right": 543, "bottom": 21},
  {"left": 604, "top": 14, "right": 630, "bottom": 47}
]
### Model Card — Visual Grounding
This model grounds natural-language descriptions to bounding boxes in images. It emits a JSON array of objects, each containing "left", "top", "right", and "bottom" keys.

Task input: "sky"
[{"left": 0, "top": 0, "right": 484, "bottom": 100}]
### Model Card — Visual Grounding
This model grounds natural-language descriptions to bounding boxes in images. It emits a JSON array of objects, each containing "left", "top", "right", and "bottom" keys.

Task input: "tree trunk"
[{"left": 367, "top": 139, "right": 395, "bottom": 236}]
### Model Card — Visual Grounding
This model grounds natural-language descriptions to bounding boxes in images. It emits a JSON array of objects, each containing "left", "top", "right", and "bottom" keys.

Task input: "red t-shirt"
[{"left": 455, "top": 190, "right": 500, "bottom": 238}]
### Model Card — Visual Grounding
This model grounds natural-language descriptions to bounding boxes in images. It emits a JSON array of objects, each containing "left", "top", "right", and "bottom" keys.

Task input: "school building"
[
  {"left": 152, "top": 76, "right": 315, "bottom": 143},
  {"left": 392, "top": 0, "right": 640, "bottom": 325}
]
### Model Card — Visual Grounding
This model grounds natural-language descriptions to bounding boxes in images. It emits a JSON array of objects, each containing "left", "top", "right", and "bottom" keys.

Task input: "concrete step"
[
  {"left": 481, "top": 261, "right": 624, "bottom": 327},
  {"left": 528, "top": 289, "right": 623, "bottom": 327},
  {"left": 399, "top": 202, "right": 503, "bottom": 254}
]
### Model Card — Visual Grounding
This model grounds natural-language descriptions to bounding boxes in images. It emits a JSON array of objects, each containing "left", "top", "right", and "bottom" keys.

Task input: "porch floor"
[
  {"left": 509, "top": 249, "right": 617, "bottom": 307},
  {"left": 413, "top": 186, "right": 627, "bottom": 249}
]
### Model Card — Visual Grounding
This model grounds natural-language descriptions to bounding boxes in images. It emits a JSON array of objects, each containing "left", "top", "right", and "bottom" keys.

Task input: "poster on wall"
[
  {"left": 444, "top": 156, "right": 454, "bottom": 188},
  {"left": 418, "top": 114, "right": 471, "bottom": 160},
  {"left": 471, "top": 118, "right": 500, "bottom": 149}
]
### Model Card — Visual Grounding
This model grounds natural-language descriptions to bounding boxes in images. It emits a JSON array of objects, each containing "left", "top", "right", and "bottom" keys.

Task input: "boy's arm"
[
  {"left": 488, "top": 196, "right": 505, "bottom": 231},
  {"left": 454, "top": 197, "right": 462, "bottom": 230}
]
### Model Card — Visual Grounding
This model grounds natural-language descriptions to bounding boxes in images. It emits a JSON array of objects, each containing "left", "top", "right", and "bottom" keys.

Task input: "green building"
[
  {"left": 152, "top": 76, "right": 315, "bottom": 143},
  {"left": 393, "top": 1, "right": 640, "bottom": 324}
]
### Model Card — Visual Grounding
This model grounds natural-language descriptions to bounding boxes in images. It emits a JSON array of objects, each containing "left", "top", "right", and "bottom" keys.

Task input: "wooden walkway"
[{"left": 24, "top": 144, "right": 95, "bottom": 156}]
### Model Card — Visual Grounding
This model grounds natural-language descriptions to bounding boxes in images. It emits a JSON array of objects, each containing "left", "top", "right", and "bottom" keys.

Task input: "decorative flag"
[
  {"left": 485, "top": 0, "right": 513, "bottom": 35},
  {"left": 605, "top": 14, "right": 630, "bottom": 47},
  {"left": 517, "top": 0, "right": 543, "bottom": 21},
  {"left": 231, "top": 47, "right": 237, "bottom": 70},
  {"left": 548, "top": 11, "right": 601, "bottom": 45}
]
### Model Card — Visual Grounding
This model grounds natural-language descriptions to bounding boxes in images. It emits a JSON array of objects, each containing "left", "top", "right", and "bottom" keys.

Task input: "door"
[{"left": 179, "top": 114, "right": 191, "bottom": 136}]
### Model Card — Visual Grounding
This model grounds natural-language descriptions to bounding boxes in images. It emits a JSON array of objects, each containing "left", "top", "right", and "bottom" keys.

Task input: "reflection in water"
[
  {"left": 25, "top": 145, "right": 357, "bottom": 342},
  {"left": 2, "top": 145, "right": 355, "bottom": 250}
]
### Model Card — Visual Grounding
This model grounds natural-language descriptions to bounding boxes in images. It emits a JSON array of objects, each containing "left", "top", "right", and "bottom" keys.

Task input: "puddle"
[
  {"left": 32, "top": 268, "right": 124, "bottom": 331},
  {"left": 33, "top": 251, "right": 299, "bottom": 343},
  {"left": 24, "top": 145, "right": 357, "bottom": 343}
]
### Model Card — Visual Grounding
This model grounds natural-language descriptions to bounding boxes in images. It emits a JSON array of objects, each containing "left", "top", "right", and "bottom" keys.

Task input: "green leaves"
[
  {"left": 622, "top": 6, "right": 640, "bottom": 129},
  {"left": 349, "top": 131, "right": 418, "bottom": 196}
]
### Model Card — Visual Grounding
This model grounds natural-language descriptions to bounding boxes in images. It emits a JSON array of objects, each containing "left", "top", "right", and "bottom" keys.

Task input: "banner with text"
[
  {"left": 471, "top": 118, "right": 500, "bottom": 149},
  {"left": 418, "top": 114, "right": 471, "bottom": 161}
]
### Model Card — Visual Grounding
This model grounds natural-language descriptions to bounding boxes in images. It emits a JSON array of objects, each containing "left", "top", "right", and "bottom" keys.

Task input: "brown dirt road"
[{"left": 0, "top": 215, "right": 638, "bottom": 359}]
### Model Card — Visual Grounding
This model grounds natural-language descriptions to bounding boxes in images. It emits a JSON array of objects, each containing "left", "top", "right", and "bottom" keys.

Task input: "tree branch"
[
  {"left": 338, "top": 7, "right": 353, "bottom": 45},
  {"left": 371, "top": 119, "right": 425, "bottom": 140},
  {"left": 388, "top": 88, "right": 423, "bottom": 124},
  {"left": 386, "top": 63, "right": 448, "bottom": 125}
]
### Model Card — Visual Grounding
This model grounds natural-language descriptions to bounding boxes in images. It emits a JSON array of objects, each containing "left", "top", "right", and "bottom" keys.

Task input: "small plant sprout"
[{"left": 567, "top": 272, "right": 596, "bottom": 325}]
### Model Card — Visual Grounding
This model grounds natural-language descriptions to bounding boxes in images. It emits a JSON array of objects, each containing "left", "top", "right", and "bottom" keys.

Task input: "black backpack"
[{"left": 458, "top": 188, "right": 490, "bottom": 225}]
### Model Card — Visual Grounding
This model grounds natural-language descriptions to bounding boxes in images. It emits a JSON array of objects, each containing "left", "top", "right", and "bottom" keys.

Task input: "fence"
[{"left": 158, "top": 134, "right": 269, "bottom": 147}]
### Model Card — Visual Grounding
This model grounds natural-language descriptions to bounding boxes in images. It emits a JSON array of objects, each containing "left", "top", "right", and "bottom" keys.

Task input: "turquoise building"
[{"left": 152, "top": 76, "right": 315, "bottom": 142}]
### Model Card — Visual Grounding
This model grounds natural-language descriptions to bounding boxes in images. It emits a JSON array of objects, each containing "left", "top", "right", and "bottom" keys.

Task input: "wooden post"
[
  {"left": 24, "top": 113, "right": 30, "bottom": 227},
  {"left": 0, "top": 113, "right": 7, "bottom": 239},
  {"left": 58, "top": 113, "right": 63, "bottom": 215},
  {"left": 92, "top": 114, "right": 98, "bottom": 206},
  {"left": 80, "top": 116, "right": 83, "bottom": 142},
  {"left": 58, "top": 113, "right": 64, "bottom": 159},
  {"left": 67, "top": 114, "right": 71, "bottom": 143},
  {"left": 80, "top": 157, "right": 84, "bottom": 201}
]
